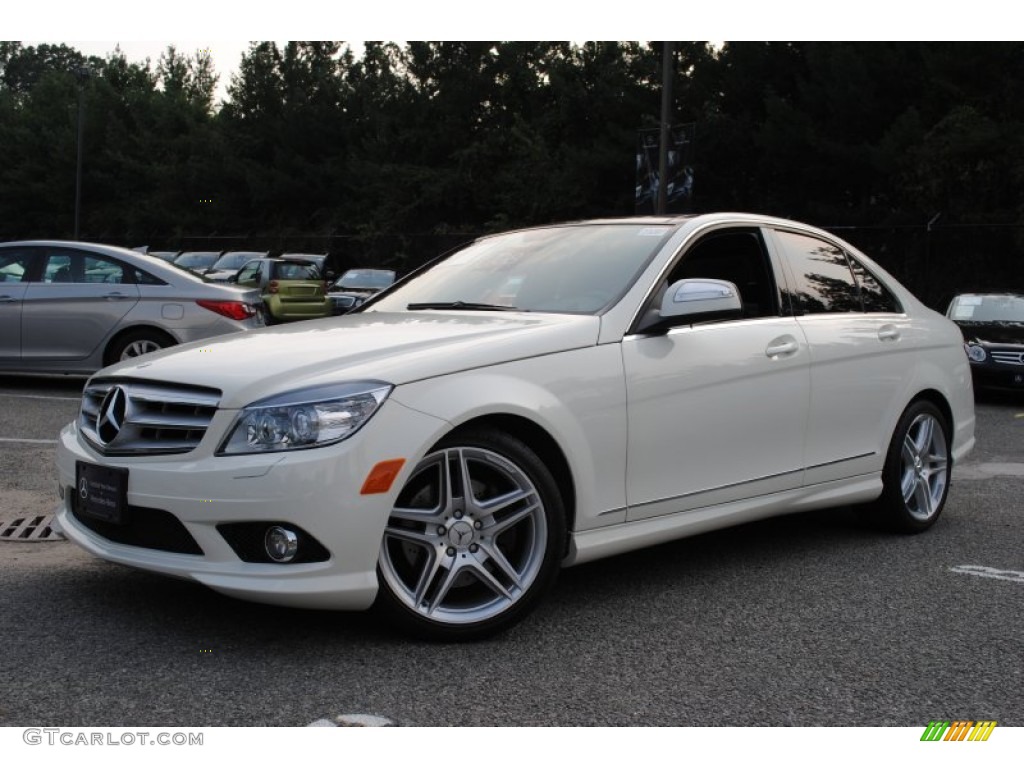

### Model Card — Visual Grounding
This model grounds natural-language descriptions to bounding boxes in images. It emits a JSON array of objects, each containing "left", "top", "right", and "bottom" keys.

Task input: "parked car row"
[{"left": 130, "top": 248, "right": 395, "bottom": 324}]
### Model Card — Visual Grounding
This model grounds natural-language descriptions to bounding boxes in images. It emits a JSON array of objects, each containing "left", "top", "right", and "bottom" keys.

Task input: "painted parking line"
[
  {"left": 308, "top": 714, "right": 396, "bottom": 727},
  {"left": 950, "top": 565, "right": 1024, "bottom": 584},
  {"left": 0, "top": 437, "right": 59, "bottom": 444},
  {"left": 0, "top": 393, "right": 81, "bottom": 402}
]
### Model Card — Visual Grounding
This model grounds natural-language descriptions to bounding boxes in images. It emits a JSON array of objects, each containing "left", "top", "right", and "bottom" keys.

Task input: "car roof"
[{"left": 0, "top": 240, "right": 212, "bottom": 283}]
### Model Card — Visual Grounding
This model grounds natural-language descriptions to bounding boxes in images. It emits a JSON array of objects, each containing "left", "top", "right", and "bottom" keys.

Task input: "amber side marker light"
[{"left": 361, "top": 459, "right": 406, "bottom": 495}]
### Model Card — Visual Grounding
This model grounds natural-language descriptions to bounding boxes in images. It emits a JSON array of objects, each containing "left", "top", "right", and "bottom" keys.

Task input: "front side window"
[
  {"left": 665, "top": 229, "right": 781, "bottom": 319},
  {"left": 236, "top": 262, "right": 261, "bottom": 283},
  {"left": 776, "top": 230, "right": 861, "bottom": 314},
  {"left": 0, "top": 247, "right": 37, "bottom": 283}
]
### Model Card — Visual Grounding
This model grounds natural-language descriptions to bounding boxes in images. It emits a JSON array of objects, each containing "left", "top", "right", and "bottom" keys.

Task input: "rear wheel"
[
  {"left": 105, "top": 329, "right": 175, "bottom": 365},
  {"left": 375, "top": 428, "right": 566, "bottom": 641},
  {"left": 870, "top": 400, "right": 951, "bottom": 533}
]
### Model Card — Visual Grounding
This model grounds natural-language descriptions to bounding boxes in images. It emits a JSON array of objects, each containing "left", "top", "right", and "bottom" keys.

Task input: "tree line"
[{"left": 2, "top": 41, "right": 1024, "bottom": 280}]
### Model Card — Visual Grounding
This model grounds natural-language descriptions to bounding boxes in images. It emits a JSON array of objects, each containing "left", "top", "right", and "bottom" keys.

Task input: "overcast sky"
[
  {"left": 11, "top": 1, "right": 1012, "bottom": 107},
  {"left": 41, "top": 41, "right": 275, "bottom": 103}
]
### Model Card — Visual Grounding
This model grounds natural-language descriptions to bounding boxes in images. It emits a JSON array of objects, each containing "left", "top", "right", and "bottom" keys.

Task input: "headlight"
[
  {"left": 965, "top": 344, "right": 987, "bottom": 363},
  {"left": 218, "top": 381, "right": 392, "bottom": 455}
]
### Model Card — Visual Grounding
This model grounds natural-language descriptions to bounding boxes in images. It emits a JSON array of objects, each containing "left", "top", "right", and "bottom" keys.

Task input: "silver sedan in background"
[{"left": 0, "top": 240, "right": 265, "bottom": 374}]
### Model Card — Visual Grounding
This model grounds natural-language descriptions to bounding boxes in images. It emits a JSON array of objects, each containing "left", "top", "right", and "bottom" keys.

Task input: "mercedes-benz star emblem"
[
  {"left": 448, "top": 521, "right": 474, "bottom": 547},
  {"left": 96, "top": 386, "right": 128, "bottom": 445},
  {"left": 79, "top": 477, "right": 89, "bottom": 500}
]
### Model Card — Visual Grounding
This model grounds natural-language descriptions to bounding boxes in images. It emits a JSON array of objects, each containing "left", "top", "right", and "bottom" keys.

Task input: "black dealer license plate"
[{"left": 75, "top": 461, "right": 129, "bottom": 525}]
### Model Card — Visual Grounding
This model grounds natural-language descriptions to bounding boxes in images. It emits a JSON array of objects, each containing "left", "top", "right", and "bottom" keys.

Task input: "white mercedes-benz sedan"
[{"left": 55, "top": 214, "right": 976, "bottom": 640}]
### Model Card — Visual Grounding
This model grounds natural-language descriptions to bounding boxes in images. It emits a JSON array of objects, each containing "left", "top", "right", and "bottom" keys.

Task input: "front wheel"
[
  {"left": 870, "top": 400, "right": 952, "bottom": 533},
  {"left": 375, "top": 428, "right": 566, "bottom": 641}
]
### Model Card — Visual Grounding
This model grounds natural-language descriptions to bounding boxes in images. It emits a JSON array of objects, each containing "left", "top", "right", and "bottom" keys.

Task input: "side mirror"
[
  {"left": 641, "top": 278, "right": 743, "bottom": 334},
  {"left": 661, "top": 278, "right": 743, "bottom": 320},
  {"left": 227, "top": 274, "right": 238, "bottom": 283}
]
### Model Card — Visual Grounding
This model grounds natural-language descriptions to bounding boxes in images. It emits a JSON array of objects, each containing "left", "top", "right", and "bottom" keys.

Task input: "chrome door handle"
[
  {"left": 765, "top": 339, "right": 799, "bottom": 358},
  {"left": 878, "top": 324, "right": 901, "bottom": 342},
  {"left": 103, "top": 292, "right": 129, "bottom": 300}
]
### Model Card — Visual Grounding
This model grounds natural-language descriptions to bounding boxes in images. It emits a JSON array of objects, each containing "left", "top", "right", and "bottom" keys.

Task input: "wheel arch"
[
  {"left": 443, "top": 413, "right": 577, "bottom": 551},
  {"left": 908, "top": 388, "right": 954, "bottom": 457},
  {"left": 102, "top": 324, "right": 179, "bottom": 366}
]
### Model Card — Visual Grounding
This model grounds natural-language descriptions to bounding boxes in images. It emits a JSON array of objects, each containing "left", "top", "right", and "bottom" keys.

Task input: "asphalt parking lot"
[{"left": 0, "top": 373, "right": 1021, "bottom": 727}]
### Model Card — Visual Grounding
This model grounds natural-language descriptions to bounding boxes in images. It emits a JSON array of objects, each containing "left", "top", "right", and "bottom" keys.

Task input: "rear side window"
[
  {"left": 775, "top": 230, "right": 861, "bottom": 314},
  {"left": 129, "top": 266, "right": 166, "bottom": 285},
  {"left": 849, "top": 257, "right": 901, "bottom": 313}
]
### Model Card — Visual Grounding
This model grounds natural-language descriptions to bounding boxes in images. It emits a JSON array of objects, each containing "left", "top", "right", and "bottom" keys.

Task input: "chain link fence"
[{"left": 829, "top": 224, "right": 1024, "bottom": 311}]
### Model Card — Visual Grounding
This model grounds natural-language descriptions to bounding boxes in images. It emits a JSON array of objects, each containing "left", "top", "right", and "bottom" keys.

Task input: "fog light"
[{"left": 265, "top": 526, "right": 299, "bottom": 563}]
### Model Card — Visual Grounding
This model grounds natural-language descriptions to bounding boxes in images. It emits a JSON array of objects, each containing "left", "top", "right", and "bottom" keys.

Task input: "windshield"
[
  {"left": 336, "top": 269, "right": 396, "bottom": 291},
  {"left": 212, "top": 252, "right": 262, "bottom": 271},
  {"left": 175, "top": 252, "right": 219, "bottom": 269},
  {"left": 949, "top": 295, "right": 1024, "bottom": 323},
  {"left": 369, "top": 223, "right": 673, "bottom": 314}
]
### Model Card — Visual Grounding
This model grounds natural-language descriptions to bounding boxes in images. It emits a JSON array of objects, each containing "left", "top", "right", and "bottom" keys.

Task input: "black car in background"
[
  {"left": 327, "top": 268, "right": 396, "bottom": 314},
  {"left": 947, "top": 292, "right": 1024, "bottom": 392}
]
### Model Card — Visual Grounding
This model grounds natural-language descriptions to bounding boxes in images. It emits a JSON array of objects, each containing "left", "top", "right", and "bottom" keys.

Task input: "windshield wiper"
[{"left": 406, "top": 301, "right": 518, "bottom": 311}]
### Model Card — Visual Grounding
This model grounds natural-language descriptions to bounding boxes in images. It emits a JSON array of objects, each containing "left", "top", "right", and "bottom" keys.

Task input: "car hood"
[
  {"left": 955, "top": 321, "right": 1024, "bottom": 346},
  {"left": 100, "top": 311, "right": 601, "bottom": 408}
]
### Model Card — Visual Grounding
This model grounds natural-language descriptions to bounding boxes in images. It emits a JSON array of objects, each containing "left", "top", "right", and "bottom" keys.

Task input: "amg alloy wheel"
[
  {"left": 376, "top": 429, "right": 565, "bottom": 640},
  {"left": 873, "top": 400, "right": 951, "bottom": 533}
]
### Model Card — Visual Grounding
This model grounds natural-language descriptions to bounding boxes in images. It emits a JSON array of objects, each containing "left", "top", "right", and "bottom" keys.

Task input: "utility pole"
[
  {"left": 73, "top": 65, "right": 91, "bottom": 240},
  {"left": 657, "top": 42, "right": 674, "bottom": 215}
]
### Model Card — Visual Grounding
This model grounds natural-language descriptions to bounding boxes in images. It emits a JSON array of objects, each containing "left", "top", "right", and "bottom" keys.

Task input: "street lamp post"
[
  {"left": 657, "top": 42, "right": 674, "bottom": 216},
  {"left": 73, "top": 65, "right": 91, "bottom": 240}
]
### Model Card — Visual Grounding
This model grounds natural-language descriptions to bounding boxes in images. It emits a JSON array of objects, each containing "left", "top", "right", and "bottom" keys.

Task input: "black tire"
[
  {"left": 867, "top": 400, "right": 952, "bottom": 533},
  {"left": 374, "top": 428, "right": 567, "bottom": 641},
  {"left": 105, "top": 328, "right": 175, "bottom": 366}
]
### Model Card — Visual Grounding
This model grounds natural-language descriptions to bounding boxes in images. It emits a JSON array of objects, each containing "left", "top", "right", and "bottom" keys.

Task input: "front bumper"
[
  {"left": 969, "top": 361, "right": 1024, "bottom": 391},
  {"left": 55, "top": 399, "right": 448, "bottom": 610}
]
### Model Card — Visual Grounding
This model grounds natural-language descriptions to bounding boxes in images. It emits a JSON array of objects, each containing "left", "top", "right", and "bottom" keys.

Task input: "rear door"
[
  {"left": 767, "top": 228, "right": 912, "bottom": 484},
  {"left": 21, "top": 247, "right": 140, "bottom": 361}
]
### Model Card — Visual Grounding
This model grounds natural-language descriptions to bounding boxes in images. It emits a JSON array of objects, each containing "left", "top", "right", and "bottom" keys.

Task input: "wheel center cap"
[{"left": 447, "top": 520, "right": 475, "bottom": 548}]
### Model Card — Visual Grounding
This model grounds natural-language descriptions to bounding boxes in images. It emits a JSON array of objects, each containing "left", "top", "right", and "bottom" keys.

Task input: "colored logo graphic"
[{"left": 921, "top": 721, "right": 997, "bottom": 741}]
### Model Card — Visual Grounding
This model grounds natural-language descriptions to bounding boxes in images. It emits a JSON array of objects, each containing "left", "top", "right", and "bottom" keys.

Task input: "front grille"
[
  {"left": 80, "top": 379, "right": 221, "bottom": 456},
  {"left": 71, "top": 492, "right": 203, "bottom": 555},
  {"left": 991, "top": 350, "right": 1024, "bottom": 366}
]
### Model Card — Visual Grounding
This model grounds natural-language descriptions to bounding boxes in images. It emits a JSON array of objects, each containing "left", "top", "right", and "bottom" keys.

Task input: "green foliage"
[{"left": 2, "top": 40, "right": 1024, "bottom": 269}]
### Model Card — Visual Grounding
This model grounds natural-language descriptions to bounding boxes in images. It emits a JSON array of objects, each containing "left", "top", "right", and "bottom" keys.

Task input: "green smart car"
[{"left": 231, "top": 257, "right": 330, "bottom": 323}]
